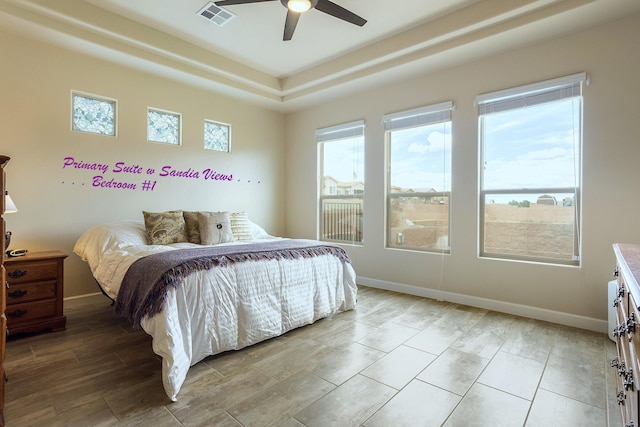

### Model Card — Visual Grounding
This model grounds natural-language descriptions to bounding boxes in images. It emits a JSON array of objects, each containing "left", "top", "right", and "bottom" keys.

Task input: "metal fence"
[{"left": 321, "top": 200, "right": 363, "bottom": 243}]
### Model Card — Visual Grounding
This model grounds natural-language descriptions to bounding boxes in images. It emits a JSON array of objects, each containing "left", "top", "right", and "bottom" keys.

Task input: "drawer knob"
[
  {"left": 627, "top": 313, "right": 636, "bottom": 335},
  {"left": 619, "top": 361, "right": 628, "bottom": 377},
  {"left": 614, "top": 285, "right": 626, "bottom": 308},
  {"left": 624, "top": 369, "right": 635, "bottom": 391},
  {"left": 6, "top": 309, "right": 27, "bottom": 318},
  {"left": 7, "top": 289, "right": 27, "bottom": 299},
  {"left": 8, "top": 270, "right": 27, "bottom": 279},
  {"left": 619, "top": 285, "right": 626, "bottom": 299}
]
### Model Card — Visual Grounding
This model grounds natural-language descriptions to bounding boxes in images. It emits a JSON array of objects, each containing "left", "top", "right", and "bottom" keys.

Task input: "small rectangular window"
[
  {"left": 71, "top": 91, "right": 117, "bottom": 136},
  {"left": 477, "top": 73, "right": 586, "bottom": 265},
  {"left": 204, "top": 119, "right": 231, "bottom": 152},
  {"left": 317, "top": 121, "right": 365, "bottom": 245},
  {"left": 384, "top": 102, "right": 453, "bottom": 253},
  {"left": 148, "top": 108, "right": 181, "bottom": 145}
]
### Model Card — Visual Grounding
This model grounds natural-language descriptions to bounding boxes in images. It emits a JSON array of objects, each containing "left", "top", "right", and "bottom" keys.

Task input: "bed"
[{"left": 73, "top": 211, "right": 358, "bottom": 401}]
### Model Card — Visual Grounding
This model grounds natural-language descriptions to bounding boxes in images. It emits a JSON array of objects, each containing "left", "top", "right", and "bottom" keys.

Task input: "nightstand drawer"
[
  {"left": 6, "top": 280, "right": 56, "bottom": 304},
  {"left": 5, "top": 260, "right": 58, "bottom": 284},
  {"left": 5, "top": 299, "right": 57, "bottom": 325},
  {"left": 4, "top": 250, "right": 68, "bottom": 336}
]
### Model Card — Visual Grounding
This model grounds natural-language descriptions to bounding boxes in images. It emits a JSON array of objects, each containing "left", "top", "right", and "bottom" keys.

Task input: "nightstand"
[{"left": 4, "top": 250, "right": 67, "bottom": 336}]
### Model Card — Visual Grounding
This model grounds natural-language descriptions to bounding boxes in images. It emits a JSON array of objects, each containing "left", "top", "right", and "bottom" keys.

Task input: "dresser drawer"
[
  {"left": 0, "top": 265, "right": 5, "bottom": 314},
  {"left": 629, "top": 293, "right": 640, "bottom": 390},
  {"left": 6, "top": 280, "right": 56, "bottom": 305},
  {"left": 5, "top": 299, "right": 57, "bottom": 326},
  {"left": 5, "top": 260, "right": 58, "bottom": 285}
]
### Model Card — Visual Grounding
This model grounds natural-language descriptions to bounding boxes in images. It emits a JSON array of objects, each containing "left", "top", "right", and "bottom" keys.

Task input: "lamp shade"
[{"left": 4, "top": 191, "right": 18, "bottom": 214}]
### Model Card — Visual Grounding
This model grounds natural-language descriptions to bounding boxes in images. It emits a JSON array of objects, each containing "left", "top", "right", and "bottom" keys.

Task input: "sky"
[
  {"left": 482, "top": 98, "right": 581, "bottom": 191},
  {"left": 388, "top": 122, "right": 452, "bottom": 192},
  {"left": 322, "top": 137, "right": 365, "bottom": 183},
  {"left": 482, "top": 98, "right": 581, "bottom": 204},
  {"left": 322, "top": 97, "right": 581, "bottom": 204}
]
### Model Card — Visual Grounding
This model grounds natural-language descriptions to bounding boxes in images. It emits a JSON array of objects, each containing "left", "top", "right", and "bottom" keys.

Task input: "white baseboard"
[
  {"left": 357, "top": 276, "right": 608, "bottom": 334},
  {"left": 63, "top": 278, "right": 609, "bottom": 334},
  {"left": 64, "top": 292, "right": 111, "bottom": 309}
]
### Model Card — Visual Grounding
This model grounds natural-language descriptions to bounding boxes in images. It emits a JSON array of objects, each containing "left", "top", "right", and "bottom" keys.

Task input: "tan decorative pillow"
[
  {"left": 183, "top": 211, "right": 201, "bottom": 244},
  {"left": 198, "top": 211, "right": 234, "bottom": 245},
  {"left": 142, "top": 210, "right": 188, "bottom": 245},
  {"left": 231, "top": 212, "right": 253, "bottom": 241}
]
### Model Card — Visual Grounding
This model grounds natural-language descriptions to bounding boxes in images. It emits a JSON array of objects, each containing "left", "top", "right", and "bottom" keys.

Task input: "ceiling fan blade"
[
  {"left": 283, "top": 10, "right": 300, "bottom": 41},
  {"left": 215, "top": 0, "right": 277, "bottom": 6},
  {"left": 314, "top": 0, "right": 366, "bottom": 27}
]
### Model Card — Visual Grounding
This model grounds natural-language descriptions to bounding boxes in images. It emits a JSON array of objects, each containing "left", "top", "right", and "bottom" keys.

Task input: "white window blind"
[
  {"left": 315, "top": 120, "right": 364, "bottom": 142},
  {"left": 476, "top": 72, "right": 588, "bottom": 115},
  {"left": 382, "top": 101, "right": 454, "bottom": 131}
]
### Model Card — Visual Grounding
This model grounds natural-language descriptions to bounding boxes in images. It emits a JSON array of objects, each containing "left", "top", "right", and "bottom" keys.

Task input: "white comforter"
[{"left": 74, "top": 221, "right": 358, "bottom": 401}]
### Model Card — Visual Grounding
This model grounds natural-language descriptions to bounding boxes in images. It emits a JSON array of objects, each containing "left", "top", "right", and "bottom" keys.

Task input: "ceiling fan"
[{"left": 214, "top": 0, "right": 367, "bottom": 41}]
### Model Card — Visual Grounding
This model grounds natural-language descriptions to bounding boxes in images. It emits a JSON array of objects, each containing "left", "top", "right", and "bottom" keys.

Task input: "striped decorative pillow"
[{"left": 231, "top": 212, "right": 253, "bottom": 241}]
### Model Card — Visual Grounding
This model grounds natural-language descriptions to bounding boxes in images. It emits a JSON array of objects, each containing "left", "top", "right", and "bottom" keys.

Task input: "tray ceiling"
[{"left": 0, "top": 0, "right": 638, "bottom": 111}]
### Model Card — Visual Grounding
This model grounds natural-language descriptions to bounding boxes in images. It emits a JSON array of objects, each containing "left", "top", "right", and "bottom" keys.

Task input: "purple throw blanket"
[{"left": 114, "top": 239, "right": 350, "bottom": 327}]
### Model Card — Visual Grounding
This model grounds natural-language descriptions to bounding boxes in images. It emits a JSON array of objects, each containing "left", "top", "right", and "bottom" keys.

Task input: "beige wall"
[
  {"left": 285, "top": 13, "right": 640, "bottom": 328},
  {"left": 0, "top": 31, "right": 286, "bottom": 298},
  {"left": 2, "top": 12, "right": 639, "bottom": 329}
]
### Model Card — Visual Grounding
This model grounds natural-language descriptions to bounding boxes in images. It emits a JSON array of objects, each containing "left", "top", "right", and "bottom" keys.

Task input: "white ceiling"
[
  {"left": 86, "top": 0, "right": 478, "bottom": 77},
  {"left": 1, "top": 0, "right": 639, "bottom": 112}
]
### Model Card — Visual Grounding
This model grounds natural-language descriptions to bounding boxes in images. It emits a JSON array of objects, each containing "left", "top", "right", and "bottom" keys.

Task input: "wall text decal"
[{"left": 61, "top": 156, "right": 260, "bottom": 191}]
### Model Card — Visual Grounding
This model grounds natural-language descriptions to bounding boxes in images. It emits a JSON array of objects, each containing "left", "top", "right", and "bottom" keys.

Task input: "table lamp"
[{"left": 4, "top": 190, "right": 18, "bottom": 250}]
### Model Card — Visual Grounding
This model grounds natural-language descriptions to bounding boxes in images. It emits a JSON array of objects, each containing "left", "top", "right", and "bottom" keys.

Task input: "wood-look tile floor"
[{"left": 4, "top": 286, "right": 621, "bottom": 426}]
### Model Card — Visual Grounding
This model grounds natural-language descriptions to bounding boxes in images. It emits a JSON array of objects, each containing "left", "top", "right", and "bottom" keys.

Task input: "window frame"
[
  {"left": 316, "top": 120, "right": 365, "bottom": 245},
  {"left": 383, "top": 101, "right": 454, "bottom": 253},
  {"left": 476, "top": 73, "right": 587, "bottom": 266}
]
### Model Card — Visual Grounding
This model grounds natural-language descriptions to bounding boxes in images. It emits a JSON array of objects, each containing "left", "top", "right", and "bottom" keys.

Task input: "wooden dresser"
[
  {"left": 4, "top": 251, "right": 67, "bottom": 335},
  {"left": 0, "top": 155, "right": 9, "bottom": 427},
  {"left": 612, "top": 243, "right": 640, "bottom": 426}
]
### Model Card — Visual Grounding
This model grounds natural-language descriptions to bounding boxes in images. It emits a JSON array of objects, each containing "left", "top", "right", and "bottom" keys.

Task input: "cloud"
[
  {"left": 518, "top": 147, "right": 574, "bottom": 161},
  {"left": 406, "top": 131, "right": 451, "bottom": 154},
  {"left": 407, "top": 143, "right": 430, "bottom": 154}
]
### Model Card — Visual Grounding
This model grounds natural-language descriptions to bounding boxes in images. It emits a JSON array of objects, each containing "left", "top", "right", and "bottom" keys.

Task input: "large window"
[
  {"left": 477, "top": 73, "right": 586, "bottom": 265},
  {"left": 317, "top": 121, "right": 365, "bottom": 244},
  {"left": 384, "top": 102, "right": 453, "bottom": 252}
]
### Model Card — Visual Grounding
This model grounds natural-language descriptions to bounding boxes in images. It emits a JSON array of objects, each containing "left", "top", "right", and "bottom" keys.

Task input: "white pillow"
[
  {"left": 73, "top": 220, "right": 147, "bottom": 270},
  {"left": 249, "top": 220, "right": 271, "bottom": 239},
  {"left": 230, "top": 212, "right": 253, "bottom": 241}
]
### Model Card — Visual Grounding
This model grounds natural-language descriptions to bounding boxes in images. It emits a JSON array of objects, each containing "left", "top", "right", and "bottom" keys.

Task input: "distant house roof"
[{"left": 537, "top": 194, "right": 557, "bottom": 205}]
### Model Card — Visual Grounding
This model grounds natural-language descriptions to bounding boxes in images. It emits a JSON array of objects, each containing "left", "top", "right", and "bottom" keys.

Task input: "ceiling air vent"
[{"left": 197, "top": 2, "right": 235, "bottom": 26}]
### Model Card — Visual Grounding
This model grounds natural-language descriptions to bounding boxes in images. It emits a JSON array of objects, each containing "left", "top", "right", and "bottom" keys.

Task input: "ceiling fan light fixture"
[{"left": 287, "top": 0, "right": 311, "bottom": 13}]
